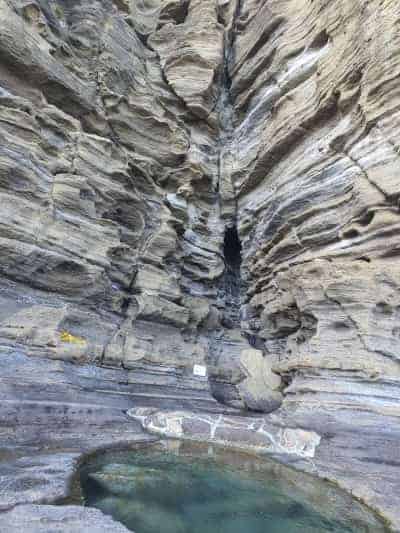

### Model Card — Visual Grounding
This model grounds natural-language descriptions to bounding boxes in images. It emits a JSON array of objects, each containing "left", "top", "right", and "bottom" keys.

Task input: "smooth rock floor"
[{"left": 0, "top": 350, "right": 399, "bottom": 532}]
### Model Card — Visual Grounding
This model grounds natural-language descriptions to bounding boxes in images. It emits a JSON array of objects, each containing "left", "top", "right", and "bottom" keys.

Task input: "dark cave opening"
[
  {"left": 220, "top": 226, "right": 242, "bottom": 329},
  {"left": 223, "top": 226, "right": 242, "bottom": 271}
]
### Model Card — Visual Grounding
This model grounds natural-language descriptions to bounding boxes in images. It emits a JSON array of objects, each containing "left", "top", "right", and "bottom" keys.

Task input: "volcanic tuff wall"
[{"left": 0, "top": 0, "right": 400, "bottom": 417}]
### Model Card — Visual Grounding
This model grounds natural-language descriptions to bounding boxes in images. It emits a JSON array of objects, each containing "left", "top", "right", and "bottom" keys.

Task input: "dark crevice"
[
  {"left": 246, "top": 334, "right": 265, "bottom": 350},
  {"left": 158, "top": 0, "right": 190, "bottom": 27},
  {"left": 342, "top": 228, "right": 360, "bottom": 240},
  {"left": 358, "top": 210, "right": 375, "bottom": 226},
  {"left": 310, "top": 29, "right": 330, "bottom": 49},
  {"left": 218, "top": 225, "right": 242, "bottom": 329},
  {"left": 224, "top": 226, "right": 242, "bottom": 271}
]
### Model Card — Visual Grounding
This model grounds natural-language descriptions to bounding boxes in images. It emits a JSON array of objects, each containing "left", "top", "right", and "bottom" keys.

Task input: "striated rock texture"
[
  {"left": 233, "top": 0, "right": 400, "bottom": 419},
  {"left": 0, "top": 505, "right": 132, "bottom": 533},
  {"left": 0, "top": 0, "right": 226, "bottom": 387},
  {"left": 0, "top": 0, "right": 400, "bottom": 529},
  {"left": 0, "top": 0, "right": 398, "bottom": 411},
  {"left": 0, "top": 0, "right": 284, "bottom": 410}
]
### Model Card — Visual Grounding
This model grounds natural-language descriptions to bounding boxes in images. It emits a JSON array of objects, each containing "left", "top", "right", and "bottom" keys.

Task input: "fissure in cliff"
[{"left": 217, "top": 0, "right": 243, "bottom": 324}]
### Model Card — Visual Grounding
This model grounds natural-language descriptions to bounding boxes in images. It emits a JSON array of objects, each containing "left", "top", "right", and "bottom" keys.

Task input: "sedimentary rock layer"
[
  {"left": 234, "top": 0, "right": 400, "bottom": 418},
  {"left": 1, "top": 0, "right": 399, "bottom": 414},
  {"left": 0, "top": 0, "right": 400, "bottom": 529},
  {"left": 0, "top": 506, "right": 132, "bottom": 533},
  {"left": 0, "top": 0, "right": 248, "bottom": 402}
]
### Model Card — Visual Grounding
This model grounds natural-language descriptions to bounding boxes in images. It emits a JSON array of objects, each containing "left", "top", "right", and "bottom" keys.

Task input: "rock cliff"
[{"left": 0, "top": 0, "right": 400, "bottom": 529}]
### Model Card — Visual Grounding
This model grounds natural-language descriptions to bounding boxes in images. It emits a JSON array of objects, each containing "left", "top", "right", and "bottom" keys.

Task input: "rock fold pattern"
[
  {"left": 1, "top": 0, "right": 400, "bottom": 528},
  {"left": 1, "top": 0, "right": 399, "bottom": 414}
]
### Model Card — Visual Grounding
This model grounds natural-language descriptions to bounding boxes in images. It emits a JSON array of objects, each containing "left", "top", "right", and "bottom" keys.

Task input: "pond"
[{"left": 79, "top": 441, "right": 388, "bottom": 533}]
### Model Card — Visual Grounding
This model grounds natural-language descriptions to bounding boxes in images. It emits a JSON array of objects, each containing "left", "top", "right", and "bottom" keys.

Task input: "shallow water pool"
[{"left": 80, "top": 441, "right": 388, "bottom": 533}]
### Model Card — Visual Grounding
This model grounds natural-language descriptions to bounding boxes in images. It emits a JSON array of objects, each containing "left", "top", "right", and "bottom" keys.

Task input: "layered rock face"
[
  {"left": 0, "top": 0, "right": 227, "bottom": 388},
  {"left": 0, "top": 0, "right": 399, "bottom": 407},
  {"left": 0, "top": 0, "right": 281, "bottom": 409},
  {"left": 233, "top": 0, "right": 400, "bottom": 418},
  {"left": 1, "top": 0, "right": 399, "bottom": 413},
  {"left": 1, "top": 0, "right": 400, "bottom": 526}
]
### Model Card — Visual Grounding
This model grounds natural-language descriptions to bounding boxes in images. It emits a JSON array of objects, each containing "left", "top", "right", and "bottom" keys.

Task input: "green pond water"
[{"left": 80, "top": 441, "right": 388, "bottom": 533}]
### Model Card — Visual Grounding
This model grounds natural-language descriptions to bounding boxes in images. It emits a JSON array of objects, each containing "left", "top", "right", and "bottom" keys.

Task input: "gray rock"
[
  {"left": 128, "top": 407, "right": 322, "bottom": 459},
  {"left": 237, "top": 348, "right": 283, "bottom": 413},
  {"left": 0, "top": 0, "right": 399, "bottom": 530},
  {"left": 0, "top": 504, "right": 132, "bottom": 533}
]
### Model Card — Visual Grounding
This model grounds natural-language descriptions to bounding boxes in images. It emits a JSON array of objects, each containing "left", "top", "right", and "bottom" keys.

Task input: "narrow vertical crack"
[
  {"left": 207, "top": 0, "right": 248, "bottom": 407},
  {"left": 216, "top": 0, "right": 243, "bottom": 221},
  {"left": 216, "top": 0, "right": 244, "bottom": 328}
]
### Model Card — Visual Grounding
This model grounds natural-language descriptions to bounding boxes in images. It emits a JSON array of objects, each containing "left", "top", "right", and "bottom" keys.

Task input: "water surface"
[{"left": 80, "top": 441, "right": 388, "bottom": 533}]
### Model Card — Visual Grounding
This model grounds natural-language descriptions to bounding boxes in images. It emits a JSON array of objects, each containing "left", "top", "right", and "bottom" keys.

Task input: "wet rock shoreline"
[{"left": 0, "top": 349, "right": 398, "bottom": 531}]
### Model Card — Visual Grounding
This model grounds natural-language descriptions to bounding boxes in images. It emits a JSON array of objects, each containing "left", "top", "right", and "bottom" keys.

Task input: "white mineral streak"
[{"left": 128, "top": 408, "right": 321, "bottom": 459}]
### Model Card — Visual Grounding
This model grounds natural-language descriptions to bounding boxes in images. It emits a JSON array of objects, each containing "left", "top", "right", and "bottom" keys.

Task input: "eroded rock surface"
[
  {"left": 0, "top": 505, "right": 132, "bottom": 532},
  {"left": 0, "top": 0, "right": 400, "bottom": 529},
  {"left": 128, "top": 407, "right": 321, "bottom": 459},
  {"left": 233, "top": 0, "right": 400, "bottom": 413},
  {"left": 0, "top": 0, "right": 397, "bottom": 415}
]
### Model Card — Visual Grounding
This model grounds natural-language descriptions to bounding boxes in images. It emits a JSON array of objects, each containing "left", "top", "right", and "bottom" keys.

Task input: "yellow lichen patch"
[{"left": 59, "top": 331, "right": 86, "bottom": 344}]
